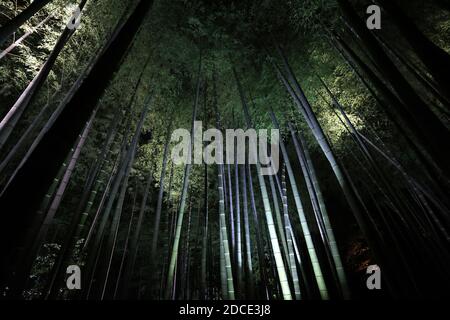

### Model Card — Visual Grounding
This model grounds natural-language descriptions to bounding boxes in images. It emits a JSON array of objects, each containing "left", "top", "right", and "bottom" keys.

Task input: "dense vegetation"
[{"left": 0, "top": 0, "right": 449, "bottom": 300}]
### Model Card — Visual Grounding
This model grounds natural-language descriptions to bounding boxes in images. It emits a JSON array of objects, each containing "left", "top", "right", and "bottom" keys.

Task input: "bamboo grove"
[{"left": 0, "top": 0, "right": 449, "bottom": 300}]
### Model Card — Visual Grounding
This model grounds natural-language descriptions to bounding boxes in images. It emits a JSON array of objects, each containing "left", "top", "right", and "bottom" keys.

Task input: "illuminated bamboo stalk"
[
  {"left": 277, "top": 165, "right": 302, "bottom": 299},
  {"left": 269, "top": 111, "right": 328, "bottom": 299},
  {"left": 233, "top": 66, "right": 292, "bottom": 300},
  {"left": 241, "top": 160, "right": 255, "bottom": 298},
  {"left": 213, "top": 68, "right": 235, "bottom": 300},
  {"left": 290, "top": 123, "right": 350, "bottom": 299},
  {"left": 165, "top": 56, "right": 201, "bottom": 299}
]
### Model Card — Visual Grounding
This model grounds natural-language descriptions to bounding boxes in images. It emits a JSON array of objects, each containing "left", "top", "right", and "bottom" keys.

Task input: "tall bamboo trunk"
[
  {"left": 290, "top": 122, "right": 350, "bottom": 299},
  {"left": 0, "top": 0, "right": 53, "bottom": 46},
  {"left": 219, "top": 216, "right": 228, "bottom": 298},
  {"left": 357, "top": 131, "right": 450, "bottom": 232},
  {"left": 234, "top": 159, "right": 243, "bottom": 297},
  {"left": 21, "top": 106, "right": 97, "bottom": 290},
  {"left": 151, "top": 121, "right": 173, "bottom": 260},
  {"left": 331, "top": 33, "right": 449, "bottom": 190},
  {"left": 0, "top": 14, "right": 52, "bottom": 60},
  {"left": 218, "top": 163, "right": 236, "bottom": 299},
  {"left": 165, "top": 56, "right": 201, "bottom": 299},
  {"left": 276, "top": 165, "right": 302, "bottom": 299},
  {"left": 268, "top": 111, "right": 328, "bottom": 299},
  {"left": 0, "top": 0, "right": 89, "bottom": 150},
  {"left": 328, "top": 93, "right": 450, "bottom": 294},
  {"left": 374, "top": 34, "right": 450, "bottom": 108},
  {"left": 240, "top": 160, "right": 255, "bottom": 299},
  {"left": 337, "top": 0, "right": 450, "bottom": 178},
  {"left": 201, "top": 88, "right": 209, "bottom": 299},
  {"left": 82, "top": 94, "right": 151, "bottom": 298},
  {"left": 200, "top": 169, "right": 209, "bottom": 299},
  {"left": 96, "top": 103, "right": 151, "bottom": 300},
  {"left": 98, "top": 105, "right": 148, "bottom": 299},
  {"left": 273, "top": 46, "right": 393, "bottom": 296},
  {"left": 376, "top": 0, "right": 450, "bottom": 100},
  {"left": 99, "top": 161, "right": 131, "bottom": 299},
  {"left": 0, "top": 0, "right": 154, "bottom": 293},
  {"left": 226, "top": 163, "right": 235, "bottom": 262},
  {"left": 213, "top": 68, "right": 235, "bottom": 300},
  {"left": 183, "top": 202, "right": 195, "bottom": 300},
  {"left": 233, "top": 66, "right": 292, "bottom": 300},
  {"left": 246, "top": 163, "right": 270, "bottom": 299},
  {"left": 267, "top": 172, "right": 289, "bottom": 270},
  {"left": 0, "top": 45, "right": 102, "bottom": 195},
  {"left": 159, "top": 162, "right": 174, "bottom": 298},
  {"left": 7, "top": 104, "right": 97, "bottom": 296},
  {"left": 74, "top": 66, "right": 147, "bottom": 222},
  {"left": 113, "top": 179, "right": 139, "bottom": 299},
  {"left": 99, "top": 95, "right": 151, "bottom": 299},
  {"left": 45, "top": 150, "right": 119, "bottom": 299},
  {"left": 22, "top": 147, "right": 75, "bottom": 256}
]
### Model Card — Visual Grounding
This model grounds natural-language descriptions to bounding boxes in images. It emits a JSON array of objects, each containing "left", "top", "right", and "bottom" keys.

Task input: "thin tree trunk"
[
  {"left": 0, "top": 45, "right": 101, "bottom": 195},
  {"left": 201, "top": 131, "right": 209, "bottom": 299},
  {"left": 113, "top": 180, "right": 139, "bottom": 299},
  {"left": 226, "top": 163, "right": 235, "bottom": 262},
  {"left": 99, "top": 175, "right": 129, "bottom": 299},
  {"left": 44, "top": 148, "right": 120, "bottom": 299},
  {"left": 218, "top": 163, "right": 236, "bottom": 300},
  {"left": 267, "top": 173, "right": 289, "bottom": 270},
  {"left": 0, "top": 0, "right": 89, "bottom": 150},
  {"left": 276, "top": 165, "right": 302, "bottom": 300},
  {"left": 150, "top": 120, "right": 172, "bottom": 260},
  {"left": 99, "top": 95, "right": 152, "bottom": 299},
  {"left": 159, "top": 162, "right": 174, "bottom": 298},
  {"left": 291, "top": 123, "right": 350, "bottom": 299},
  {"left": 85, "top": 231, "right": 107, "bottom": 299},
  {"left": 331, "top": 33, "right": 449, "bottom": 188},
  {"left": 268, "top": 111, "right": 328, "bottom": 299},
  {"left": 233, "top": 66, "right": 292, "bottom": 300},
  {"left": 8, "top": 104, "right": 97, "bottom": 295},
  {"left": 22, "top": 147, "right": 74, "bottom": 252},
  {"left": 241, "top": 160, "right": 255, "bottom": 299},
  {"left": 183, "top": 202, "right": 194, "bottom": 299},
  {"left": 0, "top": 0, "right": 53, "bottom": 46},
  {"left": 83, "top": 94, "right": 151, "bottom": 299},
  {"left": 246, "top": 163, "right": 270, "bottom": 299},
  {"left": 376, "top": 0, "right": 450, "bottom": 100},
  {"left": 357, "top": 131, "right": 450, "bottom": 230},
  {"left": 375, "top": 34, "right": 450, "bottom": 108},
  {"left": 120, "top": 166, "right": 154, "bottom": 298},
  {"left": 337, "top": 0, "right": 450, "bottom": 177},
  {"left": 273, "top": 45, "right": 394, "bottom": 296},
  {"left": 0, "top": 76, "right": 64, "bottom": 177},
  {"left": 23, "top": 105, "right": 97, "bottom": 284},
  {"left": 212, "top": 68, "right": 235, "bottom": 300},
  {"left": 0, "top": 0, "right": 154, "bottom": 294},
  {"left": 73, "top": 70, "right": 145, "bottom": 224},
  {"left": 0, "top": 13, "right": 52, "bottom": 60},
  {"left": 82, "top": 144, "right": 123, "bottom": 246},
  {"left": 219, "top": 217, "right": 228, "bottom": 299},
  {"left": 234, "top": 159, "right": 243, "bottom": 297},
  {"left": 165, "top": 55, "right": 201, "bottom": 299}
]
